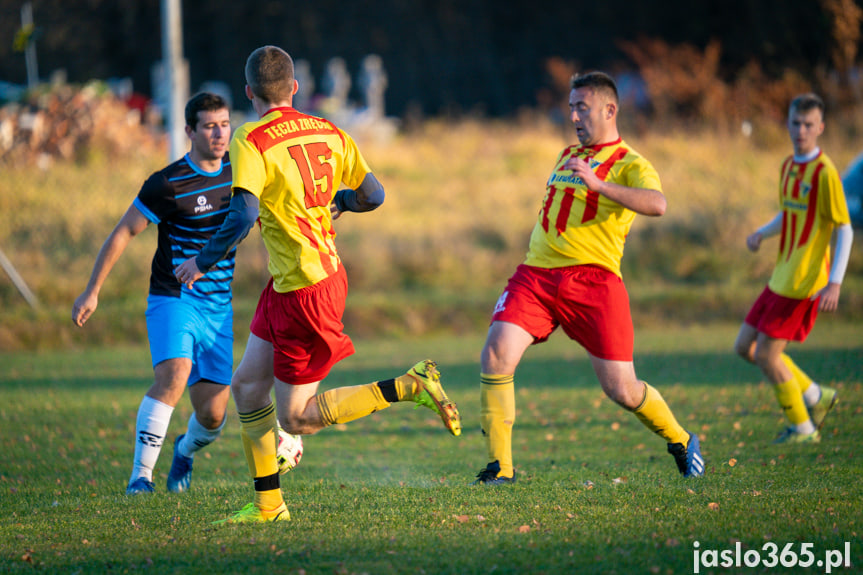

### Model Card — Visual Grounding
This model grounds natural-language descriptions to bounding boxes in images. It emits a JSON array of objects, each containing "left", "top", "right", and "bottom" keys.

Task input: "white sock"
[
  {"left": 130, "top": 396, "right": 174, "bottom": 483},
  {"left": 795, "top": 420, "right": 817, "bottom": 435},
  {"left": 177, "top": 412, "right": 225, "bottom": 459},
  {"left": 802, "top": 382, "right": 822, "bottom": 408}
]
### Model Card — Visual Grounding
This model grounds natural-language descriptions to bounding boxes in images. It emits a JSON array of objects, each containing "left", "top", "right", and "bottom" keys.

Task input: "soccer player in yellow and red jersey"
[
  {"left": 734, "top": 93, "right": 853, "bottom": 445},
  {"left": 174, "top": 45, "right": 461, "bottom": 523},
  {"left": 471, "top": 72, "right": 704, "bottom": 485}
]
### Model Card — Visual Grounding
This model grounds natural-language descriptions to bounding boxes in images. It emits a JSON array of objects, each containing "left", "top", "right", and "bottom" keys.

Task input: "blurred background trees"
[{"left": 1, "top": 0, "right": 862, "bottom": 122}]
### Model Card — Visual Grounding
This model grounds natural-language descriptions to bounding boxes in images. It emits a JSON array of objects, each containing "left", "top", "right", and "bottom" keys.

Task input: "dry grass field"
[{"left": 1, "top": 112, "right": 861, "bottom": 350}]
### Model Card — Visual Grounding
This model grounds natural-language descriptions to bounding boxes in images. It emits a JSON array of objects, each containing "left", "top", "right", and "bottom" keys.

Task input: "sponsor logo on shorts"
[{"left": 494, "top": 291, "right": 509, "bottom": 314}]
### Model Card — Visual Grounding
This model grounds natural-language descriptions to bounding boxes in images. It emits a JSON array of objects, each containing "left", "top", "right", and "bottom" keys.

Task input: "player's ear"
[
  {"left": 292, "top": 79, "right": 299, "bottom": 96},
  {"left": 606, "top": 102, "right": 616, "bottom": 119},
  {"left": 245, "top": 84, "right": 254, "bottom": 100}
]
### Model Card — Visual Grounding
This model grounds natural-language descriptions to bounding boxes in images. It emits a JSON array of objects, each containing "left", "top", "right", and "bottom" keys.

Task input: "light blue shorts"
[{"left": 145, "top": 294, "right": 233, "bottom": 386}]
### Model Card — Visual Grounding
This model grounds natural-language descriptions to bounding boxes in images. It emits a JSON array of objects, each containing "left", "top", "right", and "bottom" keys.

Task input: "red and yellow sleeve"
[{"left": 230, "top": 125, "right": 268, "bottom": 198}]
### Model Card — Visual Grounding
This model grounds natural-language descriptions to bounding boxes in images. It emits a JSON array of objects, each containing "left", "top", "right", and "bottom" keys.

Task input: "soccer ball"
[{"left": 276, "top": 427, "right": 303, "bottom": 475}]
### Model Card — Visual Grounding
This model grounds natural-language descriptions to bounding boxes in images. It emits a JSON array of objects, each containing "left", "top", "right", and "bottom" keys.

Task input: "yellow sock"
[
  {"left": 394, "top": 373, "right": 419, "bottom": 401},
  {"left": 780, "top": 353, "right": 813, "bottom": 394},
  {"left": 480, "top": 374, "right": 515, "bottom": 478},
  {"left": 633, "top": 383, "right": 690, "bottom": 445},
  {"left": 317, "top": 382, "right": 391, "bottom": 425},
  {"left": 773, "top": 379, "right": 810, "bottom": 426},
  {"left": 238, "top": 403, "right": 283, "bottom": 511}
]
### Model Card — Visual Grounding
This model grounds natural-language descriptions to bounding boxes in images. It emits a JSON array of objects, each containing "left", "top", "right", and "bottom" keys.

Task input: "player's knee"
[
  {"left": 230, "top": 372, "right": 259, "bottom": 398},
  {"left": 231, "top": 371, "right": 248, "bottom": 388},
  {"left": 752, "top": 345, "right": 774, "bottom": 370},
  {"left": 196, "top": 410, "right": 226, "bottom": 430},
  {"left": 481, "top": 341, "right": 511, "bottom": 373},
  {"left": 277, "top": 414, "right": 313, "bottom": 436},
  {"left": 733, "top": 340, "right": 753, "bottom": 361},
  {"left": 601, "top": 380, "right": 642, "bottom": 410},
  {"left": 609, "top": 388, "right": 641, "bottom": 410}
]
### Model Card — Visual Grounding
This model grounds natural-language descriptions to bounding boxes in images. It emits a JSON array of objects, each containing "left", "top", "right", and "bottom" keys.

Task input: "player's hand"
[
  {"left": 816, "top": 282, "right": 841, "bottom": 312},
  {"left": 330, "top": 203, "right": 344, "bottom": 220},
  {"left": 746, "top": 231, "right": 763, "bottom": 252},
  {"left": 174, "top": 257, "right": 204, "bottom": 289},
  {"left": 72, "top": 292, "right": 98, "bottom": 327},
  {"left": 564, "top": 156, "right": 602, "bottom": 191}
]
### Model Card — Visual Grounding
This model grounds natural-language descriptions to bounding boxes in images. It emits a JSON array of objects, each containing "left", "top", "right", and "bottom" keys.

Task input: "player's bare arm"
[
  {"left": 746, "top": 232, "right": 763, "bottom": 252},
  {"left": 173, "top": 258, "right": 205, "bottom": 289},
  {"left": 72, "top": 204, "right": 149, "bottom": 326},
  {"left": 174, "top": 189, "right": 259, "bottom": 289},
  {"left": 747, "top": 212, "right": 783, "bottom": 252},
  {"left": 817, "top": 283, "right": 842, "bottom": 312},
  {"left": 331, "top": 173, "right": 385, "bottom": 220},
  {"left": 564, "top": 156, "right": 665, "bottom": 216},
  {"left": 817, "top": 222, "right": 854, "bottom": 312}
]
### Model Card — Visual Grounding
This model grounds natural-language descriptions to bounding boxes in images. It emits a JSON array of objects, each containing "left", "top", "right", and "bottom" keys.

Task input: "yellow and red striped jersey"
[
  {"left": 768, "top": 151, "right": 850, "bottom": 299},
  {"left": 230, "top": 107, "right": 372, "bottom": 293},
  {"left": 525, "top": 138, "right": 661, "bottom": 277}
]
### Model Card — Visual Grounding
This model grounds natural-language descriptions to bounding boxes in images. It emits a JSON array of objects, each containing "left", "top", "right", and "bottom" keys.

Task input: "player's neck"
[
  {"left": 585, "top": 126, "right": 621, "bottom": 148},
  {"left": 187, "top": 149, "right": 223, "bottom": 173},
  {"left": 254, "top": 98, "right": 293, "bottom": 118}
]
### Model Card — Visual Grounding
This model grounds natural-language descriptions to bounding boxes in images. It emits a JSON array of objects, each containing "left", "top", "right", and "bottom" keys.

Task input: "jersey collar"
[
  {"left": 583, "top": 137, "right": 622, "bottom": 151},
  {"left": 265, "top": 106, "right": 296, "bottom": 116},
  {"left": 793, "top": 147, "right": 821, "bottom": 164}
]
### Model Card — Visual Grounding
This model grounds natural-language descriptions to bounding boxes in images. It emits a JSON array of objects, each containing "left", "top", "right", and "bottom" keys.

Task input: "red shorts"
[
  {"left": 491, "top": 264, "right": 634, "bottom": 361},
  {"left": 744, "top": 286, "right": 819, "bottom": 342},
  {"left": 250, "top": 267, "right": 355, "bottom": 385}
]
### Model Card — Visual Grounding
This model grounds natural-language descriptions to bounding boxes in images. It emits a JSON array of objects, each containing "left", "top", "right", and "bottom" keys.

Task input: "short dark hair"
[
  {"left": 570, "top": 71, "right": 619, "bottom": 104},
  {"left": 185, "top": 92, "right": 229, "bottom": 129},
  {"left": 245, "top": 45, "right": 295, "bottom": 104},
  {"left": 789, "top": 93, "right": 825, "bottom": 118}
]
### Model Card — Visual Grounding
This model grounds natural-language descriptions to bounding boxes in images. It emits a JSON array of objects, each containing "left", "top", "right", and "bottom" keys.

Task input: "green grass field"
[{"left": 1, "top": 322, "right": 861, "bottom": 574}]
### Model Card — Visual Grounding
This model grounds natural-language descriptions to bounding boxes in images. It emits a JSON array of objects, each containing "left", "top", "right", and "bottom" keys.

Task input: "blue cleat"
[
  {"left": 166, "top": 434, "right": 194, "bottom": 493},
  {"left": 126, "top": 477, "right": 155, "bottom": 495},
  {"left": 470, "top": 460, "right": 517, "bottom": 485},
  {"left": 667, "top": 431, "right": 705, "bottom": 478}
]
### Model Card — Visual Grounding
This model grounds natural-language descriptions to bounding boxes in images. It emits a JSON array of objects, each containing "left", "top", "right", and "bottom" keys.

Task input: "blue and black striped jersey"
[{"left": 134, "top": 153, "right": 235, "bottom": 305}]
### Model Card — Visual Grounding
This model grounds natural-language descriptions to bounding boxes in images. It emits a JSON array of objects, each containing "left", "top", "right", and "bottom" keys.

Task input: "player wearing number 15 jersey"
[
  {"left": 231, "top": 105, "right": 368, "bottom": 293},
  {"left": 472, "top": 71, "right": 704, "bottom": 486},
  {"left": 173, "top": 45, "right": 461, "bottom": 524}
]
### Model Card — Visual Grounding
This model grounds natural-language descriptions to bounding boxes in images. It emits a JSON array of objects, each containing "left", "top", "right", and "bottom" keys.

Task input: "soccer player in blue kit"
[{"left": 72, "top": 93, "right": 237, "bottom": 495}]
